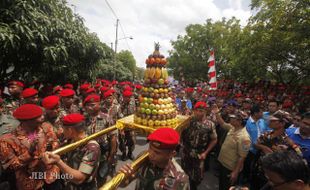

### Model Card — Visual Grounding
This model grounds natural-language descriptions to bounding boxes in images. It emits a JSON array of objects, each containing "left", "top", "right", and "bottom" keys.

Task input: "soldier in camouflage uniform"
[
  {"left": 181, "top": 101, "right": 218, "bottom": 190},
  {"left": 119, "top": 128, "right": 190, "bottom": 190},
  {"left": 83, "top": 94, "right": 118, "bottom": 186},
  {"left": 21, "top": 88, "right": 40, "bottom": 105},
  {"left": 119, "top": 90, "right": 136, "bottom": 160},
  {"left": 59, "top": 89, "right": 80, "bottom": 117},
  {"left": 0, "top": 98, "right": 19, "bottom": 189},
  {"left": 42, "top": 95, "right": 65, "bottom": 144},
  {"left": 101, "top": 90, "right": 122, "bottom": 124},
  {"left": 0, "top": 98, "right": 19, "bottom": 136},
  {"left": 43, "top": 113, "right": 101, "bottom": 190},
  {"left": 0, "top": 104, "right": 60, "bottom": 190},
  {"left": 3, "top": 80, "right": 24, "bottom": 115}
]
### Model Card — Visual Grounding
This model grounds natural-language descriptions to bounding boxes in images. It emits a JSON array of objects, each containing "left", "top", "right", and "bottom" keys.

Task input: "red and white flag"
[{"left": 208, "top": 50, "right": 217, "bottom": 90}]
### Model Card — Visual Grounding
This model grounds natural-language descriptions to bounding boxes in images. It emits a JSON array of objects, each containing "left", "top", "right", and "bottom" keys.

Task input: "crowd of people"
[{"left": 0, "top": 78, "right": 309, "bottom": 190}]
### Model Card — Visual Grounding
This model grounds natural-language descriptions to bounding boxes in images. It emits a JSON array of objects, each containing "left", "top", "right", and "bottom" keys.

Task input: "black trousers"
[{"left": 219, "top": 163, "right": 237, "bottom": 190}]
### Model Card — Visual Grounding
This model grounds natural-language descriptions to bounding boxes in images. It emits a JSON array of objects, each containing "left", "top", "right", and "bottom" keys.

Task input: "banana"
[
  {"left": 144, "top": 68, "right": 149, "bottom": 79},
  {"left": 162, "top": 68, "right": 168, "bottom": 79},
  {"left": 149, "top": 67, "right": 156, "bottom": 78},
  {"left": 155, "top": 67, "right": 161, "bottom": 79}
]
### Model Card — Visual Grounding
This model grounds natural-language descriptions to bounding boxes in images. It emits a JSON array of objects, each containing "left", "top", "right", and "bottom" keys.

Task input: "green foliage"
[
  {"left": 0, "top": 0, "right": 113, "bottom": 83},
  {"left": 116, "top": 50, "right": 136, "bottom": 78},
  {"left": 168, "top": 0, "right": 309, "bottom": 85}
]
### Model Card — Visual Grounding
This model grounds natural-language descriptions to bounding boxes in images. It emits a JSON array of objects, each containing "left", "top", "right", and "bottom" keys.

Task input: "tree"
[
  {"left": 168, "top": 0, "right": 310, "bottom": 85},
  {"left": 0, "top": 0, "right": 110, "bottom": 83},
  {"left": 117, "top": 50, "right": 136, "bottom": 78}
]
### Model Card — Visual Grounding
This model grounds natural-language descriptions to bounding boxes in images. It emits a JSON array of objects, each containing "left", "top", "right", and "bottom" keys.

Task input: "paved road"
[{"left": 108, "top": 135, "right": 219, "bottom": 190}]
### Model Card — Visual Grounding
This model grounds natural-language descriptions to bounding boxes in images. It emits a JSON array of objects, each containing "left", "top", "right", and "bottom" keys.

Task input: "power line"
[
  {"left": 119, "top": 22, "right": 132, "bottom": 52},
  {"left": 104, "top": 0, "right": 118, "bottom": 19},
  {"left": 104, "top": 0, "right": 132, "bottom": 52}
]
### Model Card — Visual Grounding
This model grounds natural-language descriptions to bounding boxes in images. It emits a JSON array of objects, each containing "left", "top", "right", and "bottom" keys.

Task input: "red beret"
[
  {"left": 135, "top": 84, "right": 143, "bottom": 89},
  {"left": 8, "top": 80, "right": 24, "bottom": 88},
  {"left": 60, "top": 89, "right": 75, "bottom": 97},
  {"left": 0, "top": 98, "right": 3, "bottom": 105},
  {"left": 103, "top": 90, "right": 114, "bottom": 98},
  {"left": 123, "top": 90, "right": 133, "bottom": 97},
  {"left": 147, "top": 128, "right": 179, "bottom": 149},
  {"left": 111, "top": 80, "right": 118, "bottom": 85},
  {"left": 94, "top": 83, "right": 101, "bottom": 89},
  {"left": 63, "top": 113, "right": 85, "bottom": 125},
  {"left": 100, "top": 86, "right": 109, "bottom": 93},
  {"left": 22, "top": 88, "right": 38, "bottom": 98},
  {"left": 86, "top": 88, "right": 95, "bottom": 94},
  {"left": 13, "top": 104, "right": 43, "bottom": 120},
  {"left": 42, "top": 95, "right": 60, "bottom": 109},
  {"left": 124, "top": 86, "right": 133, "bottom": 91},
  {"left": 84, "top": 94, "right": 100, "bottom": 105},
  {"left": 53, "top": 85, "right": 63, "bottom": 93},
  {"left": 235, "top": 93, "right": 243, "bottom": 98},
  {"left": 80, "top": 83, "right": 91, "bottom": 91},
  {"left": 185, "top": 87, "right": 194, "bottom": 93},
  {"left": 64, "top": 83, "right": 73, "bottom": 89},
  {"left": 194, "top": 101, "right": 207, "bottom": 109}
]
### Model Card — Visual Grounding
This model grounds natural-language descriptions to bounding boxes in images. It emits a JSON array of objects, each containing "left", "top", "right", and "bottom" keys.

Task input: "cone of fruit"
[{"left": 134, "top": 43, "right": 178, "bottom": 128}]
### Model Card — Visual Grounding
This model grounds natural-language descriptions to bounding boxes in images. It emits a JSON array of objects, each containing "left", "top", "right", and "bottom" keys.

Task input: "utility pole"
[{"left": 114, "top": 19, "right": 119, "bottom": 80}]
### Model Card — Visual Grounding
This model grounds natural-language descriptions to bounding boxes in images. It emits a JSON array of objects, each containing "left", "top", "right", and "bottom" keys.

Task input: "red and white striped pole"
[{"left": 208, "top": 50, "right": 217, "bottom": 90}]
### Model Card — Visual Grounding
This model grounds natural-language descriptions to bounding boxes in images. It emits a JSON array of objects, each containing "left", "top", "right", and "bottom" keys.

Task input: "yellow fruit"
[
  {"left": 149, "top": 67, "right": 156, "bottom": 78},
  {"left": 144, "top": 68, "right": 149, "bottom": 79},
  {"left": 155, "top": 67, "right": 161, "bottom": 79},
  {"left": 162, "top": 68, "right": 168, "bottom": 79}
]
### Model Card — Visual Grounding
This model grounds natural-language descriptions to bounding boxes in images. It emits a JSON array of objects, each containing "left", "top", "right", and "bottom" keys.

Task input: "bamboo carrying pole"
[{"left": 52, "top": 125, "right": 117, "bottom": 155}]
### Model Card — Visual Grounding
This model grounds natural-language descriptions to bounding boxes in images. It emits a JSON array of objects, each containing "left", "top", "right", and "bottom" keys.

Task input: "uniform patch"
[{"left": 242, "top": 140, "right": 251, "bottom": 151}]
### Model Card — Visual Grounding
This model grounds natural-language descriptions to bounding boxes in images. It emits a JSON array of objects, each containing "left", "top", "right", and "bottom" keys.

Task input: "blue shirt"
[
  {"left": 286, "top": 127, "right": 310, "bottom": 165},
  {"left": 246, "top": 116, "right": 269, "bottom": 154},
  {"left": 175, "top": 98, "right": 192, "bottom": 110},
  {"left": 263, "top": 112, "right": 273, "bottom": 131}
]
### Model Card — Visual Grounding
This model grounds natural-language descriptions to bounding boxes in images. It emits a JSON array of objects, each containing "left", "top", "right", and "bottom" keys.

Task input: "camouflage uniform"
[
  {"left": 3, "top": 97, "right": 21, "bottom": 115},
  {"left": 65, "top": 140, "right": 101, "bottom": 190},
  {"left": 0, "top": 113, "right": 19, "bottom": 136},
  {"left": 45, "top": 116, "right": 65, "bottom": 145},
  {"left": 60, "top": 104, "right": 80, "bottom": 118},
  {"left": 85, "top": 112, "right": 117, "bottom": 185},
  {"left": 181, "top": 117, "right": 217, "bottom": 185},
  {"left": 0, "top": 123, "right": 59, "bottom": 190},
  {"left": 134, "top": 157, "right": 190, "bottom": 190},
  {"left": 119, "top": 99, "right": 136, "bottom": 159},
  {"left": 101, "top": 99, "right": 122, "bottom": 124}
]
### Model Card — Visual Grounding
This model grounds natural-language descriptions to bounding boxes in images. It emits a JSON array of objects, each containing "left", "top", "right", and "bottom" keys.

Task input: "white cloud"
[{"left": 67, "top": 0, "right": 251, "bottom": 68}]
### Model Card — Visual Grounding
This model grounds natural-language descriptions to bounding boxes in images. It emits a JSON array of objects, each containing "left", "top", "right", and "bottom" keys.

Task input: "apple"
[
  {"left": 141, "top": 107, "right": 146, "bottom": 113},
  {"left": 145, "top": 108, "right": 151, "bottom": 115},
  {"left": 143, "top": 87, "right": 148, "bottom": 92},
  {"left": 158, "top": 98, "right": 163, "bottom": 104},
  {"left": 148, "top": 120, "right": 154, "bottom": 126},
  {"left": 142, "top": 119, "right": 148, "bottom": 126},
  {"left": 154, "top": 94, "right": 160, "bottom": 99},
  {"left": 147, "top": 98, "right": 153, "bottom": 104},
  {"left": 153, "top": 89, "right": 159, "bottom": 94},
  {"left": 164, "top": 79, "right": 169, "bottom": 85},
  {"left": 154, "top": 120, "right": 160, "bottom": 126},
  {"left": 158, "top": 88, "right": 163, "bottom": 93},
  {"left": 144, "top": 103, "right": 150, "bottom": 109},
  {"left": 158, "top": 78, "right": 164, "bottom": 85},
  {"left": 149, "top": 87, "right": 154, "bottom": 92},
  {"left": 163, "top": 89, "right": 168, "bottom": 94},
  {"left": 152, "top": 109, "right": 158, "bottom": 115},
  {"left": 160, "top": 120, "right": 167, "bottom": 126},
  {"left": 158, "top": 109, "right": 164, "bottom": 115}
]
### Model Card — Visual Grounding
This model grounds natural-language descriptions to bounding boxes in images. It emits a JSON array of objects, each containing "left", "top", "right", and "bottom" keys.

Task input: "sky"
[{"left": 67, "top": 0, "right": 252, "bottom": 68}]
